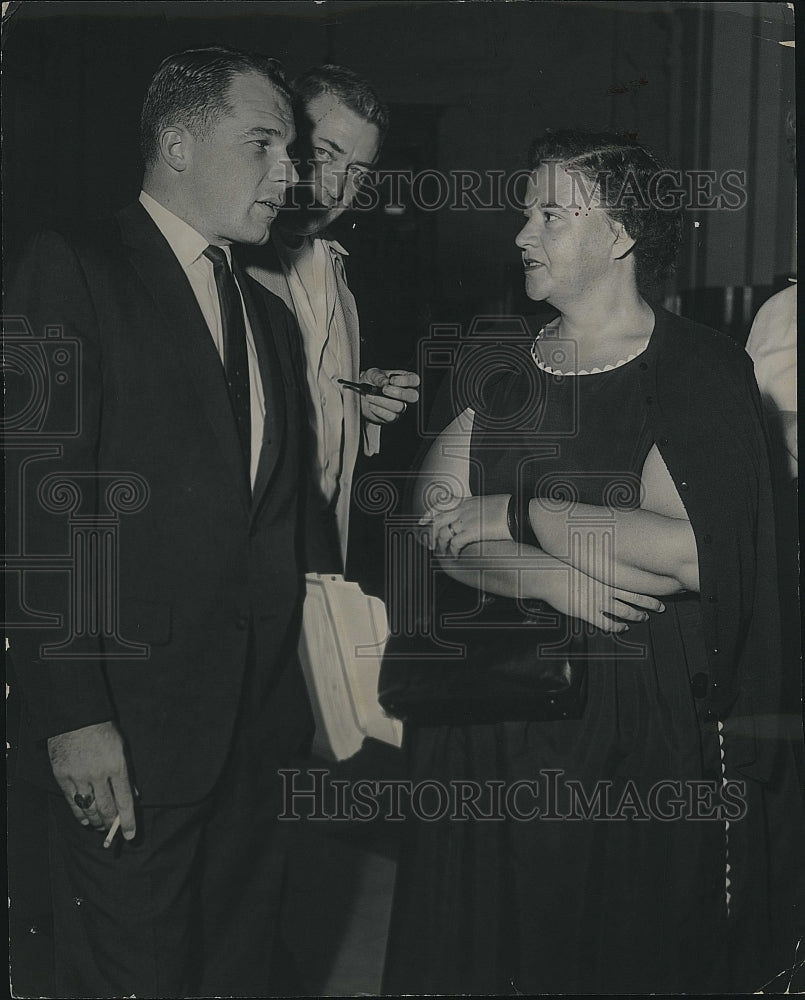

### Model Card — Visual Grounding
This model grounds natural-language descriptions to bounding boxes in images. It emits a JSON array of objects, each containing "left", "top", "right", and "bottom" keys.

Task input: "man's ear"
[
  {"left": 611, "top": 221, "right": 636, "bottom": 261},
  {"left": 158, "top": 127, "right": 191, "bottom": 173}
]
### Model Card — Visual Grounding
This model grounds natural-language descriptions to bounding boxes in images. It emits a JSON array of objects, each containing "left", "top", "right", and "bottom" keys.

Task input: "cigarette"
[{"left": 103, "top": 815, "right": 121, "bottom": 849}]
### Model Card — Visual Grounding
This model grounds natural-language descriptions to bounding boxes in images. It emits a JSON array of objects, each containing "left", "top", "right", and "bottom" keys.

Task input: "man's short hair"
[
  {"left": 294, "top": 64, "right": 389, "bottom": 143},
  {"left": 140, "top": 44, "right": 292, "bottom": 166}
]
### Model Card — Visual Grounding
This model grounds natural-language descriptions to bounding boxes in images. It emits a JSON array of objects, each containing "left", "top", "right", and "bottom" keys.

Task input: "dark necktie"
[{"left": 203, "top": 245, "right": 251, "bottom": 480}]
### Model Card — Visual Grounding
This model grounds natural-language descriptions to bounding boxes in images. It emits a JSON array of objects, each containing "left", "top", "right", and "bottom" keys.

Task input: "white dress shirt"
[
  {"left": 745, "top": 282, "right": 797, "bottom": 477},
  {"left": 274, "top": 230, "right": 346, "bottom": 504},
  {"left": 745, "top": 283, "right": 797, "bottom": 414},
  {"left": 139, "top": 191, "right": 266, "bottom": 487}
]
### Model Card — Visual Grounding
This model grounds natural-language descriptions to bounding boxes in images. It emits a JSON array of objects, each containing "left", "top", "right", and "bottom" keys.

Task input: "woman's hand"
[
  {"left": 418, "top": 495, "right": 665, "bottom": 631},
  {"left": 543, "top": 567, "right": 665, "bottom": 633},
  {"left": 419, "top": 495, "right": 511, "bottom": 555}
]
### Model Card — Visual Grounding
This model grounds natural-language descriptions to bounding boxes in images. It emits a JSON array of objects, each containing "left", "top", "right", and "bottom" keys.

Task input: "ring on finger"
[{"left": 74, "top": 790, "right": 95, "bottom": 810}]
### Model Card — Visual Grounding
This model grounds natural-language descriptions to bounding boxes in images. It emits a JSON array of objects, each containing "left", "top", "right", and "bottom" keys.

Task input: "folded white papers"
[{"left": 297, "top": 573, "right": 403, "bottom": 761}]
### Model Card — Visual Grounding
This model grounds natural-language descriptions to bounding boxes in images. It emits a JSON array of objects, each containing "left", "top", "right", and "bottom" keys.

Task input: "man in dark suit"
[{"left": 5, "top": 45, "right": 317, "bottom": 996}]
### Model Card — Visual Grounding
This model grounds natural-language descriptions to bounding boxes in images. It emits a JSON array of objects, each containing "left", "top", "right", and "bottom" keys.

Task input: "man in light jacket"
[{"left": 247, "top": 64, "right": 420, "bottom": 571}]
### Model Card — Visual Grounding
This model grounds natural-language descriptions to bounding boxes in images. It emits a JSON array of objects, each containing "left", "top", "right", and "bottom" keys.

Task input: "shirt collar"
[
  {"left": 323, "top": 238, "right": 349, "bottom": 258},
  {"left": 273, "top": 227, "right": 349, "bottom": 260},
  {"left": 139, "top": 190, "right": 231, "bottom": 268}
]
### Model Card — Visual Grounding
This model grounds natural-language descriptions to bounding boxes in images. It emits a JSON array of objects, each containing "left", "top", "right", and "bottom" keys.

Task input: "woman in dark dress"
[{"left": 382, "top": 131, "right": 803, "bottom": 994}]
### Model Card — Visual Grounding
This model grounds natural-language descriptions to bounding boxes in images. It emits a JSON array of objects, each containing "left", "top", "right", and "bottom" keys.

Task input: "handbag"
[{"left": 378, "top": 573, "right": 588, "bottom": 726}]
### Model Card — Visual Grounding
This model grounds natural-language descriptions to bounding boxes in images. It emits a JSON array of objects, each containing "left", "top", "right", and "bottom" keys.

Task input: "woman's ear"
[
  {"left": 611, "top": 221, "right": 636, "bottom": 261},
  {"left": 158, "top": 126, "right": 191, "bottom": 173}
]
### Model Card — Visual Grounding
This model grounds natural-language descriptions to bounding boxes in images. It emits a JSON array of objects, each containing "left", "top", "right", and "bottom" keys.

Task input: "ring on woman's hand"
[{"left": 74, "top": 791, "right": 95, "bottom": 810}]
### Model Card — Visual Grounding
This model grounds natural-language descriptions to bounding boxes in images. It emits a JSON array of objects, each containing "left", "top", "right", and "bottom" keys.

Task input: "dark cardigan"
[{"left": 634, "top": 305, "right": 783, "bottom": 783}]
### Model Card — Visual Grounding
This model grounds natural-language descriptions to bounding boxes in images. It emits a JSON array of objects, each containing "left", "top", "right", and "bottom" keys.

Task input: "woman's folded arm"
[
  {"left": 436, "top": 539, "right": 666, "bottom": 633},
  {"left": 526, "top": 444, "right": 699, "bottom": 593}
]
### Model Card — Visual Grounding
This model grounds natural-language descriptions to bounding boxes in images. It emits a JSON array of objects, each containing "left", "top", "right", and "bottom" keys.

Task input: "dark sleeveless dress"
[{"left": 382, "top": 337, "right": 733, "bottom": 994}]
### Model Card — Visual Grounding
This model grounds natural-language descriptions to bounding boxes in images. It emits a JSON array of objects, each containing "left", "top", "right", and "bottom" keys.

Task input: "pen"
[
  {"left": 103, "top": 815, "right": 121, "bottom": 849},
  {"left": 337, "top": 378, "right": 388, "bottom": 397}
]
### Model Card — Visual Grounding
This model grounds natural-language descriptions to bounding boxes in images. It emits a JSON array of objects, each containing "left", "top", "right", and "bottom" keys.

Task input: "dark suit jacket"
[{"left": 5, "top": 202, "right": 315, "bottom": 805}]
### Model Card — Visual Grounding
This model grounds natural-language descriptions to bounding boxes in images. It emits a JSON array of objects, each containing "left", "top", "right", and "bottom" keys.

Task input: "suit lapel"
[
  {"left": 233, "top": 258, "right": 288, "bottom": 516},
  {"left": 117, "top": 203, "right": 251, "bottom": 513}
]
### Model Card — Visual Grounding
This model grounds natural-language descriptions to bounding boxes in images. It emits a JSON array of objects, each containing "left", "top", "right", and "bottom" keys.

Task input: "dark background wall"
[
  {"left": 3, "top": 1, "right": 796, "bottom": 337},
  {"left": 3, "top": 0, "right": 796, "bottom": 584}
]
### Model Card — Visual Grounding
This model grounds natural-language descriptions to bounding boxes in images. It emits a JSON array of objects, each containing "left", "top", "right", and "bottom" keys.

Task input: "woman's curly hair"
[{"left": 527, "top": 129, "right": 684, "bottom": 294}]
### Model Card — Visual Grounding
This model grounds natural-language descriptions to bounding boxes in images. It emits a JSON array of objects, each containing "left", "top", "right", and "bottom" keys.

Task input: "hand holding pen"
[
  {"left": 339, "top": 368, "right": 420, "bottom": 425},
  {"left": 337, "top": 378, "right": 387, "bottom": 396}
]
